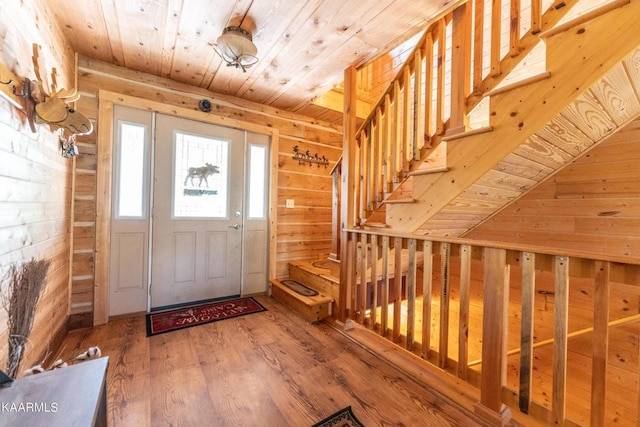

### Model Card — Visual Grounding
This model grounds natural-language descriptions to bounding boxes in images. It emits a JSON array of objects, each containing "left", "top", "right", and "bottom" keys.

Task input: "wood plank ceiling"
[{"left": 45, "top": 0, "right": 453, "bottom": 121}]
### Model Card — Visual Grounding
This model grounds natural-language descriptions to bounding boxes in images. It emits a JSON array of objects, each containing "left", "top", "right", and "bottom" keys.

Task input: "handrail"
[
  {"left": 340, "top": 227, "right": 640, "bottom": 425},
  {"left": 344, "top": 226, "right": 640, "bottom": 266}
]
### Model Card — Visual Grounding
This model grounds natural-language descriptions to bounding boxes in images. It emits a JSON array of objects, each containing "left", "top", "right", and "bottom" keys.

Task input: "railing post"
[
  {"left": 338, "top": 66, "right": 358, "bottom": 324},
  {"left": 475, "top": 247, "right": 512, "bottom": 426}
]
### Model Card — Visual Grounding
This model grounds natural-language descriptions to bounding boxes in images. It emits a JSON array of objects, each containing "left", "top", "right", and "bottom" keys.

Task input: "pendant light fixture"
[{"left": 214, "top": 26, "right": 258, "bottom": 72}]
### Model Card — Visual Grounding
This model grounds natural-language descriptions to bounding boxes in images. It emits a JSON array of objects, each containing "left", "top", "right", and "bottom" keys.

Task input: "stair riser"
[{"left": 270, "top": 282, "right": 332, "bottom": 323}]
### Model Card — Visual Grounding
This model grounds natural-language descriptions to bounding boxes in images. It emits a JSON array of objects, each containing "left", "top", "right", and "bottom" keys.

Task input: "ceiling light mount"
[{"left": 214, "top": 26, "right": 258, "bottom": 72}]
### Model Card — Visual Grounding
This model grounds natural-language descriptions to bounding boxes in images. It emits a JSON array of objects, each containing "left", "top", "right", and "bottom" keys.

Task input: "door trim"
[{"left": 95, "top": 90, "right": 279, "bottom": 325}]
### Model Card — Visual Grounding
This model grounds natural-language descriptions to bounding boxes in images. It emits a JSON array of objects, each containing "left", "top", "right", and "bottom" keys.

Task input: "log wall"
[
  {"left": 71, "top": 57, "right": 342, "bottom": 323},
  {"left": 0, "top": 0, "right": 76, "bottom": 374}
]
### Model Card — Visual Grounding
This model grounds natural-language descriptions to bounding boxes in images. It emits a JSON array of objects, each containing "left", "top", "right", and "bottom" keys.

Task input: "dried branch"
[{"left": 1, "top": 258, "right": 51, "bottom": 378}]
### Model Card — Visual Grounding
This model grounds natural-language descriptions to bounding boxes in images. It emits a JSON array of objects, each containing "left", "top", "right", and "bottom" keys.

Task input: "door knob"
[{"left": 228, "top": 224, "right": 241, "bottom": 230}]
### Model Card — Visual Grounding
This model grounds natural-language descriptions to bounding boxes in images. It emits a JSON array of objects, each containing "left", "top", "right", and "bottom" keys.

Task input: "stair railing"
[
  {"left": 349, "top": 0, "right": 578, "bottom": 226},
  {"left": 341, "top": 227, "right": 640, "bottom": 426}
]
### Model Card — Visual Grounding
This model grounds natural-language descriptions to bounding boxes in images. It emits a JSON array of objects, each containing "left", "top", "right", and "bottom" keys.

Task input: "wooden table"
[{"left": 0, "top": 356, "right": 108, "bottom": 427}]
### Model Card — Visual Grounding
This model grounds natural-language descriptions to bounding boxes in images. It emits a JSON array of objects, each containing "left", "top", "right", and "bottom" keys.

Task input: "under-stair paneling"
[
  {"left": 0, "top": 0, "right": 76, "bottom": 374},
  {"left": 74, "top": 57, "right": 342, "bottom": 322},
  {"left": 465, "top": 118, "right": 640, "bottom": 260}
]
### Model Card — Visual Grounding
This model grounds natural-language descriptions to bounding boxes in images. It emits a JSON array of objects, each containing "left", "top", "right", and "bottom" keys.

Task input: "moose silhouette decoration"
[{"left": 183, "top": 163, "right": 220, "bottom": 188}]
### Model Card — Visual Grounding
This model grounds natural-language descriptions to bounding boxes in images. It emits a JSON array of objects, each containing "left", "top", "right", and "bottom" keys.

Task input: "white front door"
[
  {"left": 109, "top": 108, "right": 270, "bottom": 315},
  {"left": 151, "top": 114, "right": 245, "bottom": 309}
]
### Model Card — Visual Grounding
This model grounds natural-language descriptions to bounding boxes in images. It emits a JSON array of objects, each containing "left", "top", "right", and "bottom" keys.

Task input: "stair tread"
[
  {"left": 440, "top": 126, "right": 493, "bottom": 142},
  {"left": 269, "top": 279, "right": 333, "bottom": 304},
  {"left": 407, "top": 166, "right": 449, "bottom": 176},
  {"left": 361, "top": 221, "right": 389, "bottom": 228}
]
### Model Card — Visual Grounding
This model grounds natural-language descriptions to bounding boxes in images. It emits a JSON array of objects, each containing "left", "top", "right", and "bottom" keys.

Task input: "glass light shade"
[{"left": 215, "top": 26, "right": 258, "bottom": 71}]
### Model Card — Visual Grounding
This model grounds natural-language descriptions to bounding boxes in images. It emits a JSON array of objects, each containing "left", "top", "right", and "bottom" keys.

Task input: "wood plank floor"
[{"left": 56, "top": 295, "right": 491, "bottom": 426}]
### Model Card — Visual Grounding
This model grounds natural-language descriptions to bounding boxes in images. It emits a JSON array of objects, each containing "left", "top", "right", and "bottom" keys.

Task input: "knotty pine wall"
[
  {"left": 70, "top": 57, "right": 342, "bottom": 323},
  {"left": 465, "top": 117, "right": 640, "bottom": 259},
  {"left": 0, "top": 0, "right": 76, "bottom": 373}
]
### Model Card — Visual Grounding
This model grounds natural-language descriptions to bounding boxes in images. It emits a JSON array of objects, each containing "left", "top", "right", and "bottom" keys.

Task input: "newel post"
[
  {"left": 337, "top": 65, "right": 358, "bottom": 324},
  {"left": 475, "top": 247, "right": 512, "bottom": 426}
]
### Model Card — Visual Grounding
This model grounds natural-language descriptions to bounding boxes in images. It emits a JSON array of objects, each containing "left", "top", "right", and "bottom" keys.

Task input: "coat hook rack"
[
  {"left": 1, "top": 50, "right": 92, "bottom": 158},
  {"left": 292, "top": 145, "right": 329, "bottom": 168}
]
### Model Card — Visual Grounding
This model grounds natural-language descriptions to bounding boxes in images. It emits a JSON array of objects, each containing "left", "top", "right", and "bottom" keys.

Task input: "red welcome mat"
[{"left": 146, "top": 297, "right": 266, "bottom": 336}]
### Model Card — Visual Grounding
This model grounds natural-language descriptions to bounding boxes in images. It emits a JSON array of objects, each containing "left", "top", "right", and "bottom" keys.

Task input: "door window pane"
[
  {"left": 173, "top": 132, "right": 228, "bottom": 218},
  {"left": 116, "top": 122, "right": 147, "bottom": 218},
  {"left": 248, "top": 144, "right": 267, "bottom": 219}
]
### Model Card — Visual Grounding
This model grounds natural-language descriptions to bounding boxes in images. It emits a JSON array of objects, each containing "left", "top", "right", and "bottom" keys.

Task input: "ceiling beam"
[{"left": 311, "top": 88, "right": 371, "bottom": 119}]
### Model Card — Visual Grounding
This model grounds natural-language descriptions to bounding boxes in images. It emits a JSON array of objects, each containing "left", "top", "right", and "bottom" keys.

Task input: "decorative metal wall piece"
[{"left": 292, "top": 145, "right": 329, "bottom": 168}]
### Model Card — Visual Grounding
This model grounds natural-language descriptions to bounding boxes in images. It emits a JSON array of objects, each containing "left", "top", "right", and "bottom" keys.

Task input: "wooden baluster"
[
  {"left": 552, "top": 256, "right": 569, "bottom": 426},
  {"left": 531, "top": 0, "right": 542, "bottom": 34},
  {"left": 476, "top": 247, "right": 511, "bottom": 425},
  {"left": 449, "top": 1, "right": 472, "bottom": 135},
  {"left": 422, "top": 240, "right": 433, "bottom": 359},
  {"left": 394, "top": 80, "right": 402, "bottom": 180},
  {"left": 375, "top": 109, "right": 383, "bottom": 202},
  {"left": 329, "top": 161, "right": 341, "bottom": 262},
  {"left": 413, "top": 48, "right": 424, "bottom": 159},
  {"left": 439, "top": 242, "right": 451, "bottom": 368},
  {"left": 590, "top": 261, "right": 610, "bottom": 427},
  {"left": 402, "top": 67, "right": 411, "bottom": 169},
  {"left": 369, "top": 119, "right": 377, "bottom": 210},
  {"left": 346, "top": 233, "right": 358, "bottom": 320},
  {"left": 436, "top": 19, "right": 446, "bottom": 135},
  {"left": 393, "top": 237, "right": 403, "bottom": 343},
  {"left": 457, "top": 244, "right": 471, "bottom": 380},
  {"left": 406, "top": 239, "right": 417, "bottom": 351},
  {"left": 360, "top": 130, "right": 369, "bottom": 220},
  {"left": 366, "top": 123, "right": 374, "bottom": 213},
  {"left": 424, "top": 32, "right": 434, "bottom": 142},
  {"left": 370, "top": 234, "right": 378, "bottom": 330},
  {"left": 510, "top": 0, "right": 521, "bottom": 57},
  {"left": 473, "top": 0, "right": 485, "bottom": 93},
  {"left": 490, "top": 0, "right": 502, "bottom": 77},
  {"left": 358, "top": 233, "right": 368, "bottom": 324},
  {"left": 381, "top": 235, "right": 390, "bottom": 337},
  {"left": 519, "top": 252, "right": 535, "bottom": 413},
  {"left": 353, "top": 141, "right": 361, "bottom": 227},
  {"left": 384, "top": 93, "right": 393, "bottom": 190}
]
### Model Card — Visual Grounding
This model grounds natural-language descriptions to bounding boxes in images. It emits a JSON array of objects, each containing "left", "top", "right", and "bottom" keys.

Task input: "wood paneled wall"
[
  {"left": 70, "top": 57, "right": 342, "bottom": 322},
  {"left": 0, "top": 0, "right": 76, "bottom": 374},
  {"left": 465, "top": 118, "right": 640, "bottom": 259}
]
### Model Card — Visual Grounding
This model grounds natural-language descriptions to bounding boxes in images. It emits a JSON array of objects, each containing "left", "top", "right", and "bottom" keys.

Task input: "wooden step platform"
[
  {"left": 269, "top": 278, "right": 334, "bottom": 323},
  {"left": 288, "top": 260, "right": 339, "bottom": 301}
]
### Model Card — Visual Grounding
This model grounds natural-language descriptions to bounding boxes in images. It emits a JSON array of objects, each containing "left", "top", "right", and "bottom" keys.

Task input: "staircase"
[
  {"left": 344, "top": 0, "right": 640, "bottom": 236},
  {"left": 274, "top": 0, "right": 640, "bottom": 324}
]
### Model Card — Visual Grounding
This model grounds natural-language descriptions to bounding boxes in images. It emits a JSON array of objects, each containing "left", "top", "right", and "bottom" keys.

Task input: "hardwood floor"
[{"left": 57, "top": 295, "right": 490, "bottom": 426}]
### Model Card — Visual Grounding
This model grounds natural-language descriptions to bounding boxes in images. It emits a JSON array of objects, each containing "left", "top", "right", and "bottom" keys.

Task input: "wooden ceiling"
[{"left": 45, "top": 0, "right": 453, "bottom": 121}]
